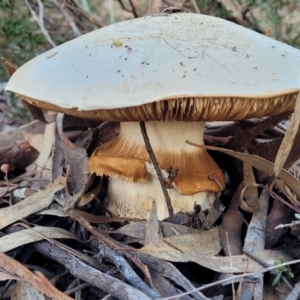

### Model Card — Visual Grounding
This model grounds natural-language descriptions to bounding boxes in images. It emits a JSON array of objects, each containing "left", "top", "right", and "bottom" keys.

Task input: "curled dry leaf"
[
  {"left": 265, "top": 199, "right": 290, "bottom": 248},
  {"left": 54, "top": 113, "right": 92, "bottom": 210},
  {"left": 0, "top": 120, "right": 44, "bottom": 176},
  {"left": 56, "top": 113, "right": 76, "bottom": 150}
]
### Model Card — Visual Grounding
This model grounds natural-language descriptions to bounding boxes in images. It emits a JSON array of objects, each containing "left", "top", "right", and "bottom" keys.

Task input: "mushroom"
[{"left": 5, "top": 13, "right": 300, "bottom": 220}]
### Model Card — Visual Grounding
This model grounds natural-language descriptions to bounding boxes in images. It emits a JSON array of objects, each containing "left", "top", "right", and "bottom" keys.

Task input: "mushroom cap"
[{"left": 5, "top": 13, "right": 300, "bottom": 121}]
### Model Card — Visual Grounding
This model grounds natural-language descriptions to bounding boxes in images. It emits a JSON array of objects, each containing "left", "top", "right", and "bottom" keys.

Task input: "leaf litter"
[{"left": 2, "top": 76, "right": 300, "bottom": 299}]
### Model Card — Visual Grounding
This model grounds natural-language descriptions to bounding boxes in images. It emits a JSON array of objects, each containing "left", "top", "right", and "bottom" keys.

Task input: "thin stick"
[
  {"left": 161, "top": 258, "right": 300, "bottom": 300},
  {"left": 24, "top": 0, "right": 56, "bottom": 47},
  {"left": 65, "top": 282, "right": 90, "bottom": 296},
  {"left": 191, "top": 0, "right": 201, "bottom": 13},
  {"left": 51, "top": 0, "right": 82, "bottom": 38},
  {"left": 243, "top": 249, "right": 293, "bottom": 290},
  {"left": 140, "top": 121, "right": 174, "bottom": 216}
]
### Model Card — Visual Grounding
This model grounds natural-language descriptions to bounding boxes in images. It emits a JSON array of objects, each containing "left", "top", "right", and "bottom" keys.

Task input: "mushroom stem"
[{"left": 89, "top": 121, "right": 225, "bottom": 220}]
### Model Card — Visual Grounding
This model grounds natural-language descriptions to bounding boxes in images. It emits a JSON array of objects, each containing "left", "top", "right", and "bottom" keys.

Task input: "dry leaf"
[
  {"left": 222, "top": 184, "right": 243, "bottom": 256},
  {"left": 145, "top": 199, "right": 160, "bottom": 244},
  {"left": 265, "top": 199, "right": 290, "bottom": 248},
  {"left": 0, "top": 252, "right": 73, "bottom": 300},
  {"left": 186, "top": 141, "right": 300, "bottom": 200},
  {"left": 243, "top": 151, "right": 258, "bottom": 211},
  {"left": 185, "top": 248, "right": 293, "bottom": 273},
  {"left": 0, "top": 271, "right": 18, "bottom": 281},
  {"left": 140, "top": 226, "right": 222, "bottom": 262},
  {"left": 0, "top": 177, "right": 64, "bottom": 230},
  {"left": 0, "top": 120, "right": 45, "bottom": 175},
  {"left": 0, "top": 227, "right": 78, "bottom": 252},
  {"left": 274, "top": 92, "right": 300, "bottom": 176},
  {"left": 25, "top": 121, "right": 56, "bottom": 188}
]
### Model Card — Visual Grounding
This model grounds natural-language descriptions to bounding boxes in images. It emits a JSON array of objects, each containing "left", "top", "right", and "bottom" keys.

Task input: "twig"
[
  {"left": 97, "top": 240, "right": 160, "bottom": 299},
  {"left": 51, "top": 0, "right": 82, "bottom": 38},
  {"left": 275, "top": 220, "right": 300, "bottom": 229},
  {"left": 65, "top": 282, "right": 90, "bottom": 296},
  {"left": 243, "top": 249, "right": 293, "bottom": 290},
  {"left": 139, "top": 121, "right": 174, "bottom": 216},
  {"left": 65, "top": 2, "right": 104, "bottom": 27},
  {"left": 190, "top": 0, "right": 201, "bottom": 13},
  {"left": 56, "top": 113, "right": 77, "bottom": 150},
  {"left": 160, "top": 258, "right": 300, "bottom": 300},
  {"left": 69, "top": 211, "right": 207, "bottom": 300},
  {"left": 264, "top": 185, "right": 300, "bottom": 214},
  {"left": 128, "top": 0, "right": 139, "bottom": 17},
  {"left": 68, "top": 209, "right": 125, "bottom": 251},
  {"left": 34, "top": 241, "right": 153, "bottom": 300},
  {"left": 116, "top": 0, "right": 138, "bottom": 18},
  {"left": 24, "top": 0, "right": 56, "bottom": 47}
]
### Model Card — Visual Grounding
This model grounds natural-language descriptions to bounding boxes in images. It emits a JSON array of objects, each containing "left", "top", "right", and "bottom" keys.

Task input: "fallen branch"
[{"left": 96, "top": 240, "right": 160, "bottom": 299}]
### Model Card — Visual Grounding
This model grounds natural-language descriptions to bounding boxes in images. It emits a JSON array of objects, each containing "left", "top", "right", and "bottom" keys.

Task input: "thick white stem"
[{"left": 106, "top": 121, "right": 219, "bottom": 220}]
